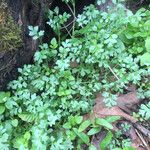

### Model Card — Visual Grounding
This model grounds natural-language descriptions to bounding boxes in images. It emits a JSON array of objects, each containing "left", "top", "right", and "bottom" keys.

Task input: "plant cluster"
[
  {"left": 139, "top": 101, "right": 150, "bottom": 120},
  {"left": 0, "top": 0, "right": 150, "bottom": 149}
]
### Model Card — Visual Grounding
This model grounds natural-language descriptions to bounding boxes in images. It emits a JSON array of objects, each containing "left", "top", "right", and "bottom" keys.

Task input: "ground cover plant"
[{"left": 0, "top": 0, "right": 150, "bottom": 149}]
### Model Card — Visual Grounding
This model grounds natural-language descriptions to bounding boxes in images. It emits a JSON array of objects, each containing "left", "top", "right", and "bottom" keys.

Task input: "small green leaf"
[
  {"left": 66, "top": 130, "right": 76, "bottom": 140},
  {"left": 125, "top": 32, "right": 133, "bottom": 39},
  {"left": 100, "top": 131, "right": 113, "bottom": 150},
  {"left": 18, "top": 113, "right": 36, "bottom": 122},
  {"left": 145, "top": 37, "right": 150, "bottom": 52},
  {"left": 95, "top": 118, "right": 113, "bottom": 129},
  {"left": 13, "top": 137, "right": 25, "bottom": 149},
  {"left": 38, "top": 30, "right": 44, "bottom": 36},
  {"left": 78, "top": 120, "right": 91, "bottom": 132},
  {"left": 34, "top": 26, "right": 39, "bottom": 31},
  {"left": 0, "top": 105, "right": 5, "bottom": 114},
  {"left": 123, "top": 147, "right": 136, "bottom": 150},
  {"left": 112, "top": 0, "right": 117, "bottom": 4},
  {"left": 75, "top": 116, "right": 83, "bottom": 124},
  {"left": 73, "top": 128, "right": 90, "bottom": 144},
  {"left": 140, "top": 52, "right": 150, "bottom": 66},
  {"left": 24, "top": 132, "right": 31, "bottom": 140},
  {"left": 12, "top": 119, "right": 18, "bottom": 127},
  {"left": 63, "top": 122, "right": 71, "bottom": 129},
  {"left": 33, "top": 36, "right": 38, "bottom": 40},
  {"left": 89, "top": 144, "right": 96, "bottom": 150},
  {"left": 50, "top": 38, "right": 58, "bottom": 49},
  {"left": 0, "top": 92, "right": 10, "bottom": 103},
  {"left": 87, "top": 127, "right": 101, "bottom": 136},
  {"left": 106, "top": 116, "right": 121, "bottom": 123}
]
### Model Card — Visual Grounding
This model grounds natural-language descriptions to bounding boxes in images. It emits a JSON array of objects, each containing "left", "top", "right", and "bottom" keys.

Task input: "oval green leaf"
[
  {"left": 89, "top": 144, "right": 96, "bottom": 150},
  {"left": 87, "top": 127, "right": 101, "bottom": 136},
  {"left": 0, "top": 92, "right": 10, "bottom": 103},
  {"left": 0, "top": 105, "right": 5, "bottom": 114},
  {"left": 63, "top": 122, "right": 71, "bottom": 129},
  {"left": 12, "top": 119, "right": 18, "bottom": 127},
  {"left": 18, "top": 113, "right": 36, "bottom": 122},
  {"left": 75, "top": 116, "right": 83, "bottom": 124},
  {"left": 145, "top": 37, "right": 150, "bottom": 52},
  {"left": 100, "top": 131, "right": 113, "bottom": 150},
  {"left": 106, "top": 116, "right": 121, "bottom": 123},
  {"left": 95, "top": 118, "right": 113, "bottom": 129},
  {"left": 140, "top": 52, "right": 150, "bottom": 66},
  {"left": 73, "top": 128, "right": 90, "bottom": 144},
  {"left": 78, "top": 120, "right": 91, "bottom": 132}
]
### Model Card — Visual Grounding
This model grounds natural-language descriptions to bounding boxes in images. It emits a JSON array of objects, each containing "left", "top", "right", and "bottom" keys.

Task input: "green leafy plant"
[
  {"left": 120, "top": 7, "right": 150, "bottom": 66},
  {"left": 121, "top": 123, "right": 131, "bottom": 132},
  {"left": 0, "top": 124, "right": 10, "bottom": 150},
  {"left": 28, "top": 26, "right": 44, "bottom": 40},
  {"left": 100, "top": 131, "right": 113, "bottom": 150},
  {"left": 109, "top": 130, "right": 133, "bottom": 149},
  {"left": 0, "top": 92, "right": 10, "bottom": 115},
  {"left": 0, "top": 0, "right": 149, "bottom": 149},
  {"left": 63, "top": 115, "right": 118, "bottom": 149},
  {"left": 139, "top": 102, "right": 150, "bottom": 120},
  {"left": 47, "top": 6, "right": 71, "bottom": 44}
]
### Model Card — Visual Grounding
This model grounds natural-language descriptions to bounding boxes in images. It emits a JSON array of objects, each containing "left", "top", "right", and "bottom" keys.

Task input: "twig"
[
  {"left": 66, "top": 2, "right": 76, "bottom": 18},
  {"left": 108, "top": 65, "right": 128, "bottom": 89},
  {"left": 61, "top": 18, "right": 76, "bottom": 29},
  {"left": 108, "top": 65, "right": 120, "bottom": 80},
  {"left": 134, "top": 123, "right": 150, "bottom": 140},
  {"left": 65, "top": 2, "right": 76, "bottom": 36},
  {"left": 135, "top": 129, "right": 148, "bottom": 149},
  {"left": 63, "top": 24, "right": 73, "bottom": 38}
]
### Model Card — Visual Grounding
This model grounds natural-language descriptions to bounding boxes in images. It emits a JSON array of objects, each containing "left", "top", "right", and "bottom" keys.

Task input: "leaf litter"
[{"left": 84, "top": 86, "right": 150, "bottom": 149}]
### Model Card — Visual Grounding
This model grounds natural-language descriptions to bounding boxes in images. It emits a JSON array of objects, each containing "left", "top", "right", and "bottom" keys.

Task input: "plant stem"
[
  {"left": 58, "top": 31, "right": 61, "bottom": 47},
  {"left": 65, "top": 0, "right": 76, "bottom": 36},
  {"left": 72, "top": 1, "right": 76, "bottom": 36},
  {"left": 108, "top": 65, "right": 119, "bottom": 80}
]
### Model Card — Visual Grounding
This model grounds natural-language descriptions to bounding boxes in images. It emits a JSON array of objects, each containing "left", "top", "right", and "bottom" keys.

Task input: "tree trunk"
[
  {"left": 0, "top": 0, "right": 45, "bottom": 90},
  {"left": 20, "top": 0, "right": 45, "bottom": 63}
]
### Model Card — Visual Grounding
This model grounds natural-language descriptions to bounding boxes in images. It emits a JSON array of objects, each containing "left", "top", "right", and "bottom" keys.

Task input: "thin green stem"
[{"left": 65, "top": 0, "right": 76, "bottom": 36}]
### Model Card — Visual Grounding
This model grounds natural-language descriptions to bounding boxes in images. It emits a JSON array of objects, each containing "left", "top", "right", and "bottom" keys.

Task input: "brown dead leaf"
[
  {"left": 93, "top": 92, "right": 138, "bottom": 123},
  {"left": 117, "top": 91, "right": 139, "bottom": 112},
  {"left": 84, "top": 89, "right": 150, "bottom": 150},
  {"left": 70, "top": 61, "right": 78, "bottom": 68}
]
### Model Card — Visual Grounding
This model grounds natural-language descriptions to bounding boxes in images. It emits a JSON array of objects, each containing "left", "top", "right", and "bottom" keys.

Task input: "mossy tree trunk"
[{"left": 0, "top": 0, "right": 46, "bottom": 90}]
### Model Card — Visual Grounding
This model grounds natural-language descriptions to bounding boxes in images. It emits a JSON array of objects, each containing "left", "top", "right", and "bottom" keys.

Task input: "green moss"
[{"left": 0, "top": 1, "right": 22, "bottom": 52}]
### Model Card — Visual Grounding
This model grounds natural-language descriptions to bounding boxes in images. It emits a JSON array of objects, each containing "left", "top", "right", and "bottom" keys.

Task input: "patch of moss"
[{"left": 0, "top": 0, "right": 22, "bottom": 52}]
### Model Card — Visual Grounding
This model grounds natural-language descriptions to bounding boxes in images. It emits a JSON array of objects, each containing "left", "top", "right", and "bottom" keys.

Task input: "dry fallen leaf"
[
  {"left": 117, "top": 91, "right": 139, "bottom": 112},
  {"left": 70, "top": 61, "right": 78, "bottom": 68},
  {"left": 84, "top": 88, "right": 150, "bottom": 150},
  {"left": 93, "top": 91, "right": 139, "bottom": 123}
]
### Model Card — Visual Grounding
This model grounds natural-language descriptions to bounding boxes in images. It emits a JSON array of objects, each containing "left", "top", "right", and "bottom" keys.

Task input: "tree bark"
[
  {"left": 20, "top": 0, "right": 45, "bottom": 63},
  {"left": 0, "top": 0, "right": 45, "bottom": 90}
]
